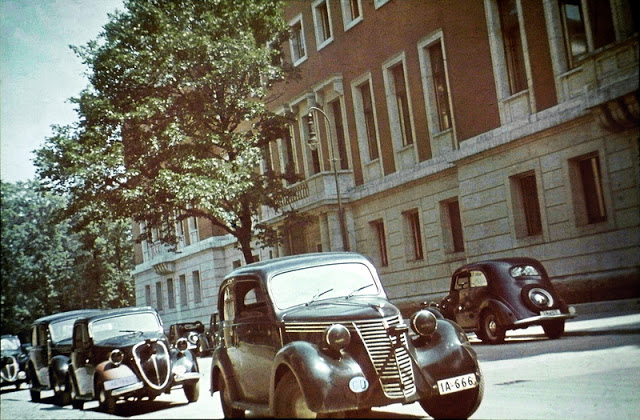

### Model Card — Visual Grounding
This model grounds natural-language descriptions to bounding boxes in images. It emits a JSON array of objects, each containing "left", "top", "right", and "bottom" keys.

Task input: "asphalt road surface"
[{"left": 1, "top": 307, "right": 638, "bottom": 419}]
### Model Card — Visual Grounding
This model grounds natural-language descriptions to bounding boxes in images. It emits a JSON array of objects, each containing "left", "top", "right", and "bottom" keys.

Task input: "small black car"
[
  {"left": 67, "top": 306, "right": 200, "bottom": 414},
  {"left": 27, "top": 309, "right": 101, "bottom": 405},
  {"left": 439, "top": 258, "right": 576, "bottom": 344},
  {"left": 1, "top": 335, "right": 29, "bottom": 389},
  {"left": 210, "top": 252, "right": 484, "bottom": 419},
  {"left": 168, "top": 321, "right": 205, "bottom": 355}
]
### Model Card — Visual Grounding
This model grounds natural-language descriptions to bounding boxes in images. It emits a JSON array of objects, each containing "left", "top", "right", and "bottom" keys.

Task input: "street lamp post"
[{"left": 306, "top": 106, "right": 350, "bottom": 251}]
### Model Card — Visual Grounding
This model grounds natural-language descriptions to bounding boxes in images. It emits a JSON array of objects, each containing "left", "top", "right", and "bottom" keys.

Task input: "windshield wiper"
[
  {"left": 120, "top": 330, "right": 143, "bottom": 336},
  {"left": 347, "top": 283, "right": 375, "bottom": 298},
  {"left": 306, "top": 288, "right": 334, "bottom": 306}
]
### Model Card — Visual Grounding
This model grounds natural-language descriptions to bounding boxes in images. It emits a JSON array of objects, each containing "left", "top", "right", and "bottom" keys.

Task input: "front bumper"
[{"left": 174, "top": 371, "right": 201, "bottom": 383}]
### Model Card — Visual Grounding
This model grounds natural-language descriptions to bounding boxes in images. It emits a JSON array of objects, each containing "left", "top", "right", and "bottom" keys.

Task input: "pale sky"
[{"left": 1, "top": 0, "right": 123, "bottom": 183}]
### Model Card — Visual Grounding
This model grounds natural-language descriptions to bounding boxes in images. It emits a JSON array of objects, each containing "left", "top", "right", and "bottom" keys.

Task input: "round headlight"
[
  {"left": 176, "top": 337, "right": 189, "bottom": 352},
  {"left": 325, "top": 324, "right": 351, "bottom": 352},
  {"left": 109, "top": 349, "right": 124, "bottom": 366},
  {"left": 528, "top": 288, "right": 553, "bottom": 308},
  {"left": 411, "top": 310, "right": 437, "bottom": 337},
  {"left": 187, "top": 332, "right": 198, "bottom": 344}
]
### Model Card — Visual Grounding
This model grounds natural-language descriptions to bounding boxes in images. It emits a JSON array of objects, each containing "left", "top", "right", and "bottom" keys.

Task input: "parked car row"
[
  {"left": 1, "top": 334, "right": 29, "bottom": 389},
  {"left": 24, "top": 306, "right": 201, "bottom": 414},
  {"left": 12, "top": 253, "right": 575, "bottom": 418}
]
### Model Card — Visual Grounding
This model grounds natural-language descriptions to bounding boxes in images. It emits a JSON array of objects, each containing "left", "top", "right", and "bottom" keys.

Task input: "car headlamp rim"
[
  {"left": 176, "top": 337, "right": 189, "bottom": 352},
  {"left": 109, "top": 349, "right": 124, "bottom": 366},
  {"left": 324, "top": 324, "right": 351, "bottom": 352},
  {"left": 411, "top": 310, "right": 437, "bottom": 337}
]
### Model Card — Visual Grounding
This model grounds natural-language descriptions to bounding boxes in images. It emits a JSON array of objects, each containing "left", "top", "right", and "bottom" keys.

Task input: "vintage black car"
[
  {"left": 439, "top": 258, "right": 576, "bottom": 344},
  {"left": 27, "top": 309, "right": 101, "bottom": 405},
  {"left": 168, "top": 321, "right": 206, "bottom": 355},
  {"left": 1, "top": 335, "right": 29, "bottom": 389},
  {"left": 67, "top": 306, "right": 201, "bottom": 413},
  {"left": 196, "top": 313, "right": 219, "bottom": 357},
  {"left": 209, "top": 252, "right": 484, "bottom": 419}
]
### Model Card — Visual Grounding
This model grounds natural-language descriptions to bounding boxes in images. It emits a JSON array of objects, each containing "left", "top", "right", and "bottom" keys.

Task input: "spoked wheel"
[
  {"left": 480, "top": 310, "right": 506, "bottom": 344},
  {"left": 420, "top": 372, "right": 484, "bottom": 419},
  {"left": 98, "top": 383, "right": 117, "bottom": 414},
  {"left": 218, "top": 374, "right": 244, "bottom": 418},
  {"left": 274, "top": 371, "right": 317, "bottom": 419},
  {"left": 543, "top": 319, "right": 565, "bottom": 339}
]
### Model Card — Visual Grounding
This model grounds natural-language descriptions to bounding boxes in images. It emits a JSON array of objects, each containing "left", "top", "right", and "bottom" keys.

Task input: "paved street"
[{"left": 1, "top": 301, "right": 639, "bottom": 419}]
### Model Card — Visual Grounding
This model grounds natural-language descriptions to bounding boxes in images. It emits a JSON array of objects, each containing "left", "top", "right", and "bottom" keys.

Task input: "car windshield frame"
[
  {"left": 89, "top": 312, "right": 163, "bottom": 342},
  {"left": 268, "top": 262, "right": 380, "bottom": 310}
]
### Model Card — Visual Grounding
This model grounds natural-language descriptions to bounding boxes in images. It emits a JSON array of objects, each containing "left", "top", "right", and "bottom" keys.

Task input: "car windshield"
[
  {"left": 1, "top": 337, "right": 20, "bottom": 351},
  {"left": 49, "top": 319, "right": 77, "bottom": 343},
  {"left": 269, "top": 263, "right": 380, "bottom": 309},
  {"left": 90, "top": 312, "right": 162, "bottom": 342}
]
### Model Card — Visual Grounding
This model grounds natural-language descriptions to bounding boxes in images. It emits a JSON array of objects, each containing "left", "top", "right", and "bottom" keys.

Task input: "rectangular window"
[
  {"left": 390, "top": 63, "right": 414, "bottom": 147},
  {"left": 188, "top": 216, "right": 199, "bottom": 244},
  {"left": 404, "top": 210, "right": 424, "bottom": 261},
  {"left": 330, "top": 100, "right": 349, "bottom": 170},
  {"left": 167, "top": 278, "right": 175, "bottom": 309},
  {"left": 313, "top": 0, "right": 333, "bottom": 48},
  {"left": 192, "top": 270, "right": 202, "bottom": 304},
  {"left": 341, "top": 0, "right": 362, "bottom": 30},
  {"left": 360, "top": 81, "right": 379, "bottom": 161},
  {"left": 427, "top": 40, "right": 452, "bottom": 131},
  {"left": 282, "top": 124, "right": 296, "bottom": 181},
  {"left": 498, "top": 0, "right": 527, "bottom": 94},
  {"left": 579, "top": 155, "right": 607, "bottom": 224},
  {"left": 559, "top": 0, "right": 615, "bottom": 68},
  {"left": 155, "top": 281, "right": 164, "bottom": 311},
  {"left": 441, "top": 198, "right": 465, "bottom": 253},
  {"left": 145, "top": 285, "right": 151, "bottom": 306},
  {"left": 179, "top": 274, "right": 188, "bottom": 307},
  {"left": 371, "top": 220, "right": 389, "bottom": 267},
  {"left": 289, "top": 17, "right": 306, "bottom": 65},
  {"left": 511, "top": 172, "right": 543, "bottom": 237}
]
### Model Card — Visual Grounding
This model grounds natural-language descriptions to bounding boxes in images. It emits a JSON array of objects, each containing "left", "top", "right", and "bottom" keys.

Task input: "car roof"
[
  {"left": 452, "top": 257, "right": 545, "bottom": 276},
  {"left": 32, "top": 309, "right": 102, "bottom": 326},
  {"left": 224, "top": 252, "right": 374, "bottom": 283},
  {"left": 76, "top": 306, "right": 158, "bottom": 324}
]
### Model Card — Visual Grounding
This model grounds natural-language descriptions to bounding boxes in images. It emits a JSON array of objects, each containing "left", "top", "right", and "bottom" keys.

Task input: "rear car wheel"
[
  {"left": 420, "top": 373, "right": 484, "bottom": 419},
  {"left": 274, "top": 371, "right": 316, "bottom": 419},
  {"left": 543, "top": 319, "right": 565, "bottom": 339},
  {"left": 480, "top": 310, "right": 505, "bottom": 344},
  {"left": 218, "top": 374, "right": 244, "bottom": 418}
]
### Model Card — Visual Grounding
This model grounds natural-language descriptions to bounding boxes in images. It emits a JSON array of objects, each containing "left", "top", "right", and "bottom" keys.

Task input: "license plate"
[
  {"left": 437, "top": 373, "right": 477, "bottom": 395},
  {"left": 541, "top": 309, "right": 561, "bottom": 316},
  {"left": 104, "top": 375, "right": 139, "bottom": 391}
]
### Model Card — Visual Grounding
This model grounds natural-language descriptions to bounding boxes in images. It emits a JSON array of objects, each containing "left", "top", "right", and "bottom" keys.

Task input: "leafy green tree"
[
  {"left": 35, "top": 0, "right": 296, "bottom": 264},
  {"left": 1, "top": 181, "right": 135, "bottom": 336}
]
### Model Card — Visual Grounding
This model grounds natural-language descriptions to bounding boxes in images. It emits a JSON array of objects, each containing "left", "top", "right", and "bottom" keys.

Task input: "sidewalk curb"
[{"left": 571, "top": 298, "right": 640, "bottom": 315}]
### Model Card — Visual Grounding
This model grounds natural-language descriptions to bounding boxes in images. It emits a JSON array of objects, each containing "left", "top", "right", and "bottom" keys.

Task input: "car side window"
[
  {"left": 222, "top": 285, "right": 235, "bottom": 322},
  {"left": 455, "top": 274, "right": 470, "bottom": 290},
  {"left": 470, "top": 271, "right": 488, "bottom": 288},
  {"left": 73, "top": 324, "right": 83, "bottom": 349},
  {"left": 236, "top": 280, "right": 267, "bottom": 320}
]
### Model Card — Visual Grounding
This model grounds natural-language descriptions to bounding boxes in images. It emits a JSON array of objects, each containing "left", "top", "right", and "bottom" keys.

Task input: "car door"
[
  {"left": 70, "top": 322, "right": 94, "bottom": 397},
  {"left": 455, "top": 270, "right": 490, "bottom": 328},
  {"left": 31, "top": 324, "right": 50, "bottom": 387},
  {"left": 229, "top": 278, "right": 279, "bottom": 403}
]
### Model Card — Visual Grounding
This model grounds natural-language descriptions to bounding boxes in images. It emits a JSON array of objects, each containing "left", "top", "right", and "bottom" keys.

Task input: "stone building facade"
[{"left": 133, "top": 0, "right": 639, "bottom": 325}]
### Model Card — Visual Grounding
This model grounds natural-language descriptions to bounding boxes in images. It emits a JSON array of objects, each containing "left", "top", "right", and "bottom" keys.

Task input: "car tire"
[
  {"left": 184, "top": 380, "right": 200, "bottom": 402},
  {"left": 52, "top": 371, "right": 71, "bottom": 406},
  {"left": 218, "top": 374, "right": 244, "bottom": 418},
  {"left": 480, "top": 310, "right": 505, "bottom": 344},
  {"left": 419, "top": 371, "right": 484, "bottom": 419},
  {"left": 274, "top": 371, "right": 317, "bottom": 419},
  {"left": 543, "top": 319, "right": 565, "bottom": 339},
  {"left": 27, "top": 366, "right": 40, "bottom": 402},
  {"left": 98, "top": 382, "right": 117, "bottom": 414}
]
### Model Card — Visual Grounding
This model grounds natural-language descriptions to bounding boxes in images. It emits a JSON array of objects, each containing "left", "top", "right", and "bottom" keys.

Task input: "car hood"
[
  {"left": 281, "top": 297, "right": 400, "bottom": 322},
  {"left": 94, "top": 331, "right": 167, "bottom": 349}
]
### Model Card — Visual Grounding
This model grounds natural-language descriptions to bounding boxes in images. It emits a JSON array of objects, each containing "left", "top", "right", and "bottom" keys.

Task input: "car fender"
[
  {"left": 269, "top": 341, "right": 365, "bottom": 414},
  {"left": 479, "top": 298, "right": 517, "bottom": 327},
  {"left": 171, "top": 349, "right": 199, "bottom": 375},
  {"left": 49, "top": 355, "right": 70, "bottom": 385},
  {"left": 209, "top": 347, "right": 238, "bottom": 398},
  {"left": 95, "top": 360, "right": 137, "bottom": 384},
  {"left": 411, "top": 320, "right": 482, "bottom": 395}
]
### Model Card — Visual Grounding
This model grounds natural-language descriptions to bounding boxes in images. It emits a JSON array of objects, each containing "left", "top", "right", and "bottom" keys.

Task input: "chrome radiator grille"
[
  {"left": 284, "top": 315, "right": 416, "bottom": 399},
  {"left": 353, "top": 315, "right": 416, "bottom": 399}
]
